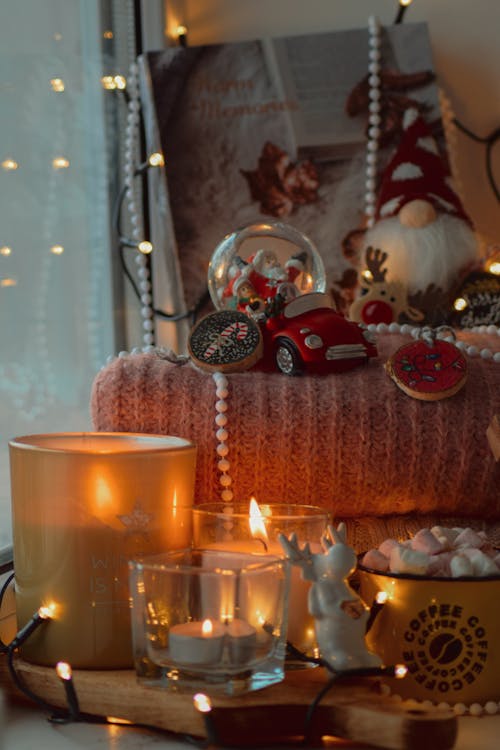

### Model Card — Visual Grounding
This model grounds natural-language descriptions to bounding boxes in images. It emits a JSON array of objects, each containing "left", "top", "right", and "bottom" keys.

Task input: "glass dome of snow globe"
[{"left": 207, "top": 221, "right": 326, "bottom": 312}]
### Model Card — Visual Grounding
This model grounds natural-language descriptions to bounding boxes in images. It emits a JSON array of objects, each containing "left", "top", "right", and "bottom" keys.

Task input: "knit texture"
[{"left": 90, "top": 332, "right": 500, "bottom": 520}]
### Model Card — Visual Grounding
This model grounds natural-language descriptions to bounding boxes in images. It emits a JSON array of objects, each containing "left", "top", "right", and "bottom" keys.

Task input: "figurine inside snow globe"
[{"left": 208, "top": 221, "right": 326, "bottom": 316}]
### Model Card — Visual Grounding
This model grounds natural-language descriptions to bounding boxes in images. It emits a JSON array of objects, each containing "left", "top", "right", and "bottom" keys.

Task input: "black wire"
[
  {"left": 114, "top": 162, "right": 210, "bottom": 326},
  {"left": 394, "top": 3, "right": 409, "bottom": 24},
  {"left": 452, "top": 118, "right": 500, "bottom": 203}
]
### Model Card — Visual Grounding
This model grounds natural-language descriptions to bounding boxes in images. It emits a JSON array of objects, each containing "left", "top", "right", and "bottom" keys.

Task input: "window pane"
[{"left": 0, "top": 0, "right": 130, "bottom": 552}]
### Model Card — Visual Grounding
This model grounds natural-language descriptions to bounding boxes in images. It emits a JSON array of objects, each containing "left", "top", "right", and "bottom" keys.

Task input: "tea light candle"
[
  {"left": 226, "top": 619, "right": 257, "bottom": 665},
  {"left": 169, "top": 619, "right": 225, "bottom": 666}
]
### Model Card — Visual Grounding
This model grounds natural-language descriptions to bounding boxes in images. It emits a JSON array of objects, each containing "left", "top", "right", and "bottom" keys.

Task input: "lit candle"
[
  {"left": 226, "top": 619, "right": 257, "bottom": 665},
  {"left": 169, "top": 619, "right": 225, "bottom": 666},
  {"left": 9, "top": 432, "right": 197, "bottom": 668},
  {"left": 194, "top": 500, "right": 329, "bottom": 654}
]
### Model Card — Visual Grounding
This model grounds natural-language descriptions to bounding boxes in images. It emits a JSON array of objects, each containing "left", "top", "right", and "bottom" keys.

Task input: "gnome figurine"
[{"left": 344, "top": 108, "right": 481, "bottom": 324}]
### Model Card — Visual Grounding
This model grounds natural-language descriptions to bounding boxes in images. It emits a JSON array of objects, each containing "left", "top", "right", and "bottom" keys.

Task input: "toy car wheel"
[{"left": 275, "top": 338, "right": 303, "bottom": 376}]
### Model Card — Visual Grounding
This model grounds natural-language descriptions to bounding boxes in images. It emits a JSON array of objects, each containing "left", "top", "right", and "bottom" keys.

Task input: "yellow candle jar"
[{"left": 9, "top": 432, "right": 196, "bottom": 669}]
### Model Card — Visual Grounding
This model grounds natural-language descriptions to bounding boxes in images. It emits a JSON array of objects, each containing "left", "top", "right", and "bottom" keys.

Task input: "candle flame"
[
  {"left": 202, "top": 619, "right": 213, "bottom": 636},
  {"left": 249, "top": 498, "right": 269, "bottom": 545}
]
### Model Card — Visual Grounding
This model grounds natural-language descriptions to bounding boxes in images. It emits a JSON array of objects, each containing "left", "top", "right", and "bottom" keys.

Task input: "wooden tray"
[{"left": 0, "top": 657, "right": 457, "bottom": 749}]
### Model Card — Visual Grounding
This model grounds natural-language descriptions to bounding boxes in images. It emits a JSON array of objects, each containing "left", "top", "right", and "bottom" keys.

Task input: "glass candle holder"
[
  {"left": 192, "top": 502, "right": 331, "bottom": 657},
  {"left": 129, "top": 548, "right": 289, "bottom": 695},
  {"left": 9, "top": 432, "right": 196, "bottom": 668}
]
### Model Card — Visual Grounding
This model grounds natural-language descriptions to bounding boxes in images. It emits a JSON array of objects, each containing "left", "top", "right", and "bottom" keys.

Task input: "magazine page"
[{"left": 141, "top": 22, "right": 441, "bottom": 339}]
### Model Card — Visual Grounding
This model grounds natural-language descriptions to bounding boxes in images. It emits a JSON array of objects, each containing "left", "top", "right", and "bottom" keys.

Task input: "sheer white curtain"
[{"left": 0, "top": 0, "right": 133, "bottom": 553}]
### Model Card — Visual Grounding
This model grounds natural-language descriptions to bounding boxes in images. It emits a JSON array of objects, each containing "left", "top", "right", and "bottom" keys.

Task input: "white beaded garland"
[
  {"left": 388, "top": 692, "right": 497, "bottom": 717},
  {"left": 365, "top": 16, "right": 382, "bottom": 230},
  {"left": 123, "top": 61, "right": 155, "bottom": 347},
  {"left": 367, "top": 321, "right": 500, "bottom": 361},
  {"left": 213, "top": 372, "right": 234, "bottom": 502}
]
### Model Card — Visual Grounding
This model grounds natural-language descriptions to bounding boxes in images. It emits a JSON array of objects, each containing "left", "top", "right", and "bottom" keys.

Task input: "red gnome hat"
[{"left": 375, "top": 108, "right": 472, "bottom": 226}]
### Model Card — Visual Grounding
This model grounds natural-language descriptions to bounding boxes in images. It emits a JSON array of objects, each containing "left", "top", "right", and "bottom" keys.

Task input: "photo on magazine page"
[{"left": 140, "top": 22, "right": 442, "bottom": 315}]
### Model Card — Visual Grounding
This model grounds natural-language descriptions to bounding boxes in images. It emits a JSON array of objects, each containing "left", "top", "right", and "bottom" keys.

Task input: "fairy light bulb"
[
  {"left": 193, "top": 693, "right": 212, "bottom": 713},
  {"left": 453, "top": 297, "right": 468, "bottom": 312},
  {"left": 113, "top": 75, "right": 127, "bottom": 90},
  {"left": 487, "top": 261, "right": 500, "bottom": 275},
  {"left": 138, "top": 240, "right": 153, "bottom": 254},
  {"left": 103, "top": 30, "right": 113, "bottom": 39},
  {"left": 53, "top": 157, "right": 69, "bottom": 169},
  {"left": 56, "top": 661, "right": 72, "bottom": 680},
  {"left": 148, "top": 152, "right": 164, "bottom": 167},
  {"left": 399, "top": 0, "right": 413, "bottom": 6},
  {"left": 2, "top": 159, "right": 18, "bottom": 171},
  {"left": 1, "top": 278, "right": 16, "bottom": 287},
  {"left": 395, "top": 664, "right": 408, "bottom": 679},
  {"left": 362, "top": 269, "right": 373, "bottom": 282},
  {"left": 50, "top": 245, "right": 64, "bottom": 255},
  {"left": 375, "top": 590, "right": 388, "bottom": 604},
  {"left": 176, "top": 25, "right": 188, "bottom": 47},
  {"left": 0, "top": 246, "right": 12, "bottom": 256},
  {"left": 50, "top": 78, "right": 65, "bottom": 92},
  {"left": 101, "top": 76, "right": 116, "bottom": 90}
]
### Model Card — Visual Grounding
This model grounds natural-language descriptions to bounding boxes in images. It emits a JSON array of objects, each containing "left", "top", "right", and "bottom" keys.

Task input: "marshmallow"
[
  {"left": 454, "top": 528, "right": 484, "bottom": 549},
  {"left": 411, "top": 528, "right": 445, "bottom": 556},
  {"left": 461, "top": 549, "right": 499, "bottom": 576},
  {"left": 362, "top": 548, "right": 389, "bottom": 572},
  {"left": 427, "top": 551, "right": 453, "bottom": 577},
  {"left": 450, "top": 553, "right": 474, "bottom": 578},
  {"left": 390, "top": 546, "right": 430, "bottom": 575},
  {"left": 378, "top": 538, "right": 400, "bottom": 557},
  {"left": 431, "top": 526, "right": 459, "bottom": 548}
]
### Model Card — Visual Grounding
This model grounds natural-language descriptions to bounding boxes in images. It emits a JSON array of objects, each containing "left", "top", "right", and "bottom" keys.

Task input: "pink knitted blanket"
[{"left": 90, "top": 332, "right": 499, "bottom": 519}]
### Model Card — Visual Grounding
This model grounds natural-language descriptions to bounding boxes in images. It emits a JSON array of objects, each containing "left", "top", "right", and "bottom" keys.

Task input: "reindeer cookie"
[{"left": 349, "top": 247, "right": 423, "bottom": 325}]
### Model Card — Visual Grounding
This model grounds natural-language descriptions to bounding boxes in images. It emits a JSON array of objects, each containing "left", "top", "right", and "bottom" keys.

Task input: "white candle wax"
[
  {"left": 169, "top": 620, "right": 225, "bottom": 666},
  {"left": 203, "top": 540, "right": 318, "bottom": 652},
  {"left": 226, "top": 619, "right": 257, "bottom": 665}
]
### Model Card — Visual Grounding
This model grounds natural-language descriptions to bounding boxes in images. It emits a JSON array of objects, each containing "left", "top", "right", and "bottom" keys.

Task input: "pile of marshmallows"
[{"left": 361, "top": 526, "right": 500, "bottom": 577}]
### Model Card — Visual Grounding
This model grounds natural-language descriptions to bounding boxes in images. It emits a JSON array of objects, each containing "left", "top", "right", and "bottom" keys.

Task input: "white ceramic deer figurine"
[{"left": 279, "top": 523, "right": 382, "bottom": 671}]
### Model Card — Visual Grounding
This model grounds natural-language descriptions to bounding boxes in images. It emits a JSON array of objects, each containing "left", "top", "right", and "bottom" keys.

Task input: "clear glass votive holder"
[
  {"left": 129, "top": 548, "right": 289, "bottom": 695},
  {"left": 192, "top": 502, "right": 331, "bottom": 657}
]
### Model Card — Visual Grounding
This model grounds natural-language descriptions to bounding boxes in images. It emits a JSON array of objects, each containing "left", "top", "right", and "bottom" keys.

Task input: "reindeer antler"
[
  {"left": 278, "top": 532, "right": 317, "bottom": 581},
  {"left": 364, "top": 247, "right": 388, "bottom": 283}
]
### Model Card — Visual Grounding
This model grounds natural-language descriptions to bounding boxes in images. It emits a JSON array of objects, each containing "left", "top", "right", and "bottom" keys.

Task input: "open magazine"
[{"left": 139, "top": 22, "right": 441, "bottom": 348}]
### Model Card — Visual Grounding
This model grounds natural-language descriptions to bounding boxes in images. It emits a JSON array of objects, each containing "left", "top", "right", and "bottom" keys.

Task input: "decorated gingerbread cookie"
[
  {"left": 188, "top": 310, "right": 263, "bottom": 373},
  {"left": 385, "top": 339, "right": 467, "bottom": 401}
]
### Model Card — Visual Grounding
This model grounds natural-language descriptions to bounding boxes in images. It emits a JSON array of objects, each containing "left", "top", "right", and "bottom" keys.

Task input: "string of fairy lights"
[
  {"left": 0, "top": 1, "right": 499, "bottom": 742},
  {"left": 0, "top": 573, "right": 407, "bottom": 741}
]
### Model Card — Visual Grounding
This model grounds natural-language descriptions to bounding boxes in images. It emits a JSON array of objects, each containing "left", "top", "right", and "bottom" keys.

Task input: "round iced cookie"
[
  {"left": 385, "top": 339, "right": 467, "bottom": 400},
  {"left": 188, "top": 310, "right": 263, "bottom": 373}
]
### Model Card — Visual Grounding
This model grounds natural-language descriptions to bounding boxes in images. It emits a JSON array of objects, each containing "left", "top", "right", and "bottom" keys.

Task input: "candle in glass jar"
[
  {"left": 9, "top": 432, "right": 197, "bottom": 668},
  {"left": 226, "top": 619, "right": 257, "bottom": 665},
  {"left": 194, "top": 501, "right": 329, "bottom": 655}
]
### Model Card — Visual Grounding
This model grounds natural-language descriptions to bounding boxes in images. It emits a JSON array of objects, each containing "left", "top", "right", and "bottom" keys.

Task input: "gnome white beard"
[{"left": 363, "top": 213, "right": 479, "bottom": 294}]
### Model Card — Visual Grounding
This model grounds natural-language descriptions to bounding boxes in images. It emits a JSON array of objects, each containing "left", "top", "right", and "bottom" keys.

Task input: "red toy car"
[{"left": 260, "top": 292, "right": 377, "bottom": 375}]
